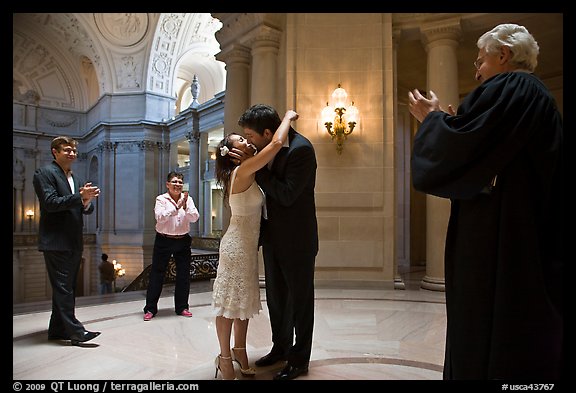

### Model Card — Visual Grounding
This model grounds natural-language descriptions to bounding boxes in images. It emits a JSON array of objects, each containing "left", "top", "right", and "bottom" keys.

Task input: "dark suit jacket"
[
  {"left": 256, "top": 129, "right": 318, "bottom": 255},
  {"left": 33, "top": 161, "right": 94, "bottom": 251}
]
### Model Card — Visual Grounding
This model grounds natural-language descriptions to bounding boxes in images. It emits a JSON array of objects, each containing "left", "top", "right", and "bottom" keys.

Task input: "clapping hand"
[
  {"left": 178, "top": 191, "right": 189, "bottom": 210},
  {"left": 80, "top": 182, "right": 100, "bottom": 207},
  {"left": 408, "top": 90, "right": 455, "bottom": 122}
]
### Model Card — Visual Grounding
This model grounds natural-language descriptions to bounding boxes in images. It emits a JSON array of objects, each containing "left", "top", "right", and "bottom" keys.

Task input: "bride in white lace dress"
[{"left": 212, "top": 110, "right": 298, "bottom": 380}]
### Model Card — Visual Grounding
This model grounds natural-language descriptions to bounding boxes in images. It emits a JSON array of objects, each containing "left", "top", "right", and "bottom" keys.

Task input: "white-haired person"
[{"left": 408, "top": 23, "right": 563, "bottom": 379}]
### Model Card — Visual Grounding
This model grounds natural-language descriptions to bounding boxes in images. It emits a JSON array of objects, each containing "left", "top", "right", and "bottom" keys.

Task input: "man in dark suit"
[
  {"left": 32, "top": 136, "right": 101, "bottom": 346},
  {"left": 238, "top": 104, "right": 319, "bottom": 380}
]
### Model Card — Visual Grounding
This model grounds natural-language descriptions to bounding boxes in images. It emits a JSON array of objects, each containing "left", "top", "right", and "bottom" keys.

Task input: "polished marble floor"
[{"left": 13, "top": 268, "right": 449, "bottom": 381}]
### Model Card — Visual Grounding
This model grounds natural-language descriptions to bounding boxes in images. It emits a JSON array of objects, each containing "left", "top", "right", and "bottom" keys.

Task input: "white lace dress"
[{"left": 212, "top": 168, "right": 264, "bottom": 320}]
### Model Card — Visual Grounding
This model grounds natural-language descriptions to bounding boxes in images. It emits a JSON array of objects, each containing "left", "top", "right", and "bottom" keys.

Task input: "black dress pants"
[
  {"left": 43, "top": 250, "right": 86, "bottom": 338},
  {"left": 144, "top": 233, "right": 192, "bottom": 315},
  {"left": 262, "top": 244, "right": 316, "bottom": 367}
]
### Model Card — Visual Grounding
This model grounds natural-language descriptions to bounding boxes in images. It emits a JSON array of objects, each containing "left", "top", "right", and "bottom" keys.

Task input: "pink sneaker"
[
  {"left": 143, "top": 311, "right": 154, "bottom": 321},
  {"left": 180, "top": 309, "right": 193, "bottom": 317}
]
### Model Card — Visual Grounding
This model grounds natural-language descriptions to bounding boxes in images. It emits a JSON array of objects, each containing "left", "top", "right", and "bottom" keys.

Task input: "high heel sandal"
[
  {"left": 214, "top": 355, "right": 237, "bottom": 380},
  {"left": 231, "top": 347, "right": 256, "bottom": 376}
]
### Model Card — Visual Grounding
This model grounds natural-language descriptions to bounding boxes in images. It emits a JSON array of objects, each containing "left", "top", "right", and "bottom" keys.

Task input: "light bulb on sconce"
[
  {"left": 25, "top": 209, "right": 34, "bottom": 231},
  {"left": 321, "top": 84, "right": 359, "bottom": 154},
  {"left": 113, "top": 259, "right": 125, "bottom": 278}
]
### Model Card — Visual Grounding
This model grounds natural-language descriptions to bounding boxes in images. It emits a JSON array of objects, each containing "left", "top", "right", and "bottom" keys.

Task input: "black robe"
[{"left": 411, "top": 72, "right": 563, "bottom": 379}]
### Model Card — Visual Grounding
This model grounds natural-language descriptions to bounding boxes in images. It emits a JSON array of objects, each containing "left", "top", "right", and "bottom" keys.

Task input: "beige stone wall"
[{"left": 284, "top": 13, "right": 396, "bottom": 287}]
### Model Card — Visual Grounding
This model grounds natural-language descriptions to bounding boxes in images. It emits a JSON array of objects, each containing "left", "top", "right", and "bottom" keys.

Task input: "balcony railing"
[{"left": 122, "top": 252, "right": 219, "bottom": 292}]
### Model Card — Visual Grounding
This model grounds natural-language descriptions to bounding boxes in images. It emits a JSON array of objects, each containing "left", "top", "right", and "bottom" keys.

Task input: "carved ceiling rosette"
[{"left": 94, "top": 13, "right": 149, "bottom": 47}]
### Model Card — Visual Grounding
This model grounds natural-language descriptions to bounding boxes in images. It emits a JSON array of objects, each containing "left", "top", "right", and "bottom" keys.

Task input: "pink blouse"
[{"left": 154, "top": 192, "right": 199, "bottom": 236}]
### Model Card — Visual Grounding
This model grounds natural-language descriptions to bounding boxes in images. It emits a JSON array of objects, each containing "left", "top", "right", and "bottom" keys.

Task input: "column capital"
[
  {"left": 213, "top": 13, "right": 284, "bottom": 48},
  {"left": 186, "top": 130, "right": 200, "bottom": 143},
  {"left": 420, "top": 18, "right": 462, "bottom": 48},
  {"left": 215, "top": 43, "right": 251, "bottom": 66},
  {"left": 244, "top": 24, "right": 282, "bottom": 49},
  {"left": 98, "top": 141, "right": 115, "bottom": 152}
]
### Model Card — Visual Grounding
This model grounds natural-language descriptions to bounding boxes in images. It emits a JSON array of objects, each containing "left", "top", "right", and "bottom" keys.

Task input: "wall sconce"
[
  {"left": 25, "top": 209, "right": 34, "bottom": 231},
  {"left": 112, "top": 259, "right": 126, "bottom": 278},
  {"left": 321, "top": 84, "right": 359, "bottom": 154},
  {"left": 112, "top": 259, "right": 125, "bottom": 292}
]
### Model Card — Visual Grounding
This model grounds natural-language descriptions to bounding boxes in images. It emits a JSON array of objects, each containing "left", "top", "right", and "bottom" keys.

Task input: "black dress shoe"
[
  {"left": 70, "top": 331, "right": 101, "bottom": 345},
  {"left": 48, "top": 334, "right": 70, "bottom": 341},
  {"left": 254, "top": 352, "right": 286, "bottom": 367},
  {"left": 273, "top": 364, "right": 309, "bottom": 380}
]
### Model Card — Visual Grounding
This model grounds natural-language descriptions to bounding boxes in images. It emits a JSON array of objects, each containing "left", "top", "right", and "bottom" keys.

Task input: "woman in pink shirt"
[{"left": 143, "top": 171, "right": 199, "bottom": 321}]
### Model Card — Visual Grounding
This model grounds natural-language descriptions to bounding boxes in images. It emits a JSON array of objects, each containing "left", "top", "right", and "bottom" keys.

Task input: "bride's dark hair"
[{"left": 215, "top": 133, "right": 239, "bottom": 200}]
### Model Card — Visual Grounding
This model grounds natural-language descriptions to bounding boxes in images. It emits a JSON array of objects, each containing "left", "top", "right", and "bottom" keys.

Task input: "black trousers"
[
  {"left": 262, "top": 244, "right": 316, "bottom": 367},
  {"left": 43, "top": 250, "right": 86, "bottom": 338},
  {"left": 144, "top": 233, "right": 192, "bottom": 315}
]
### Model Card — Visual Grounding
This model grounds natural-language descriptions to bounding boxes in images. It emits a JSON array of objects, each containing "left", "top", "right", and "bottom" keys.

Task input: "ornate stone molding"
[
  {"left": 13, "top": 32, "right": 76, "bottom": 108},
  {"left": 156, "top": 142, "right": 171, "bottom": 151},
  {"left": 213, "top": 13, "right": 261, "bottom": 49},
  {"left": 114, "top": 141, "right": 134, "bottom": 153},
  {"left": 215, "top": 44, "right": 251, "bottom": 65},
  {"left": 29, "top": 13, "right": 106, "bottom": 93},
  {"left": 113, "top": 53, "right": 143, "bottom": 90},
  {"left": 151, "top": 52, "right": 172, "bottom": 82},
  {"left": 98, "top": 141, "right": 115, "bottom": 152},
  {"left": 94, "top": 13, "right": 149, "bottom": 47},
  {"left": 186, "top": 130, "right": 200, "bottom": 143},
  {"left": 420, "top": 18, "right": 462, "bottom": 47},
  {"left": 244, "top": 24, "right": 282, "bottom": 49},
  {"left": 113, "top": 140, "right": 167, "bottom": 153},
  {"left": 13, "top": 79, "right": 40, "bottom": 104},
  {"left": 40, "top": 112, "right": 78, "bottom": 128},
  {"left": 148, "top": 13, "right": 185, "bottom": 95},
  {"left": 184, "top": 13, "right": 222, "bottom": 46},
  {"left": 159, "top": 13, "right": 184, "bottom": 40},
  {"left": 137, "top": 140, "right": 158, "bottom": 151}
]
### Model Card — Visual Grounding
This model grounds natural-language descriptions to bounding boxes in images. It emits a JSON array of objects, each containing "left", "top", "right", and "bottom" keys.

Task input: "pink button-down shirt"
[{"left": 154, "top": 192, "right": 199, "bottom": 236}]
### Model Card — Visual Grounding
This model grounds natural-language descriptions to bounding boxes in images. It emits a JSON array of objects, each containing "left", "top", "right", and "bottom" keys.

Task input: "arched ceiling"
[
  {"left": 12, "top": 13, "right": 108, "bottom": 110},
  {"left": 13, "top": 13, "right": 226, "bottom": 112},
  {"left": 13, "top": 13, "right": 562, "bottom": 112}
]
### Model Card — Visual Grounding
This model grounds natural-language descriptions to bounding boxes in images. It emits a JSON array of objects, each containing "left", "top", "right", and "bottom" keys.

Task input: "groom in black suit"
[
  {"left": 32, "top": 136, "right": 101, "bottom": 346},
  {"left": 238, "top": 104, "right": 319, "bottom": 380}
]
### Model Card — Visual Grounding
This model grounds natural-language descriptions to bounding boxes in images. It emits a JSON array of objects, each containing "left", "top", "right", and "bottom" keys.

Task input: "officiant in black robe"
[{"left": 408, "top": 24, "right": 563, "bottom": 380}]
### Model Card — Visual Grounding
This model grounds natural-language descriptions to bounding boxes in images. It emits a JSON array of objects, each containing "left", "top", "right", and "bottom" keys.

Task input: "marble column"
[
  {"left": 13, "top": 157, "right": 25, "bottom": 232},
  {"left": 246, "top": 26, "right": 281, "bottom": 107},
  {"left": 200, "top": 132, "right": 212, "bottom": 237},
  {"left": 187, "top": 127, "right": 200, "bottom": 237},
  {"left": 203, "top": 179, "right": 213, "bottom": 237},
  {"left": 419, "top": 20, "right": 461, "bottom": 291},
  {"left": 216, "top": 44, "right": 251, "bottom": 230},
  {"left": 391, "top": 26, "right": 405, "bottom": 290},
  {"left": 217, "top": 44, "right": 251, "bottom": 136}
]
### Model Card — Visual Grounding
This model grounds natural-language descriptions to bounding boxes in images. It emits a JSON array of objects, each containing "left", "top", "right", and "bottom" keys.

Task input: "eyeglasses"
[
  {"left": 473, "top": 55, "right": 486, "bottom": 70},
  {"left": 169, "top": 180, "right": 184, "bottom": 185},
  {"left": 61, "top": 147, "right": 78, "bottom": 154}
]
